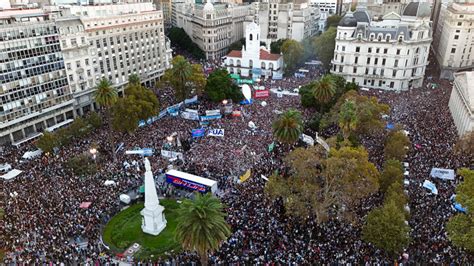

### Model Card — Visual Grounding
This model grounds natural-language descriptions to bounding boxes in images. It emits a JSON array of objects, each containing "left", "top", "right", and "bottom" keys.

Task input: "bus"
[{"left": 165, "top": 169, "right": 218, "bottom": 194}]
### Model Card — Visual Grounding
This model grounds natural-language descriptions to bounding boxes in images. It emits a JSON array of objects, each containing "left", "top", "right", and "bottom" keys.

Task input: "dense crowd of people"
[{"left": 1, "top": 55, "right": 473, "bottom": 265}]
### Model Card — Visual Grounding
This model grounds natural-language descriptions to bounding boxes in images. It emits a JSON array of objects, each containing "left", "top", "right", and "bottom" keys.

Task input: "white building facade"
[
  {"left": 224, "top": 22, "right": 283, "bottom": 79},
  {"left": 331, "top": 3, "right": 432, "bottom": 91},
  {"left": 64, "top": 2, "right": 172, "bottom": 114},
  {"left": 0, "top": 3, "right": 172, "bottom": 145},
  {"left": 433, "top": 1, "right": 474, "bottom": 80},
  {"left": 0, "top": 11, "right": 75, "bottom": 145},
  {"left": 245, "top": 1, "right": 321, "bottom": 44},
  {"left": 449, "top": 71, "right": 474, "bottom": 137},
  {"left": 173, "top": 0, "right": 251, "bottom": 60}
]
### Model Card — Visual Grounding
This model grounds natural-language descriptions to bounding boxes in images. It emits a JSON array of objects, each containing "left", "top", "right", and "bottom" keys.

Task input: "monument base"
[{"left": 141, "top": 205, "right": 167, "bottom": 236}]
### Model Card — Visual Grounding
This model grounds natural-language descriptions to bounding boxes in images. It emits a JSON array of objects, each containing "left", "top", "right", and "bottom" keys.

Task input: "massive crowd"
[{"left": 1, "top": 56, "right": 473, "bottom": 265}]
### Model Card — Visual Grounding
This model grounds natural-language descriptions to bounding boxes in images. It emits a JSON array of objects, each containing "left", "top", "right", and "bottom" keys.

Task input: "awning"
[
  {"left": 45, "top": 119, "right": 74, "bottom": 132},
  {"left": 1, "top": 169, "right": 23, "bottom": 180},
  {"left": 12, "top": 132, "right": 43, "bottom": 147}
]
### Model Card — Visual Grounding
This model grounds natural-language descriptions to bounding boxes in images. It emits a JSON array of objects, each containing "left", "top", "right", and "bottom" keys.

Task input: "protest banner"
[
  {"left": 208, "top": 129, "right": 224, "bottom": 137},
  {"left": 254, "top": 89, "right": 270, "bottom": 99},
  {"left": 192, "top": 128, "right": 205, "bottom": 138},
  {"left": 205, "top": 109, "right": 221, "bottom": 116}
]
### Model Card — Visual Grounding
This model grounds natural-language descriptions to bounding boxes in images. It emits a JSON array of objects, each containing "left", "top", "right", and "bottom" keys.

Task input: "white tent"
[
  {"left": 22, "top": 149, "right": 42, "bottom": 160},
  {"left": 120, "top": 194, "right": 131, "bottom": 204},
  {"left": 104, "top": 180, "right": 116, "bottom": 186},
  {"left": 0, "top": 163, "right": 12, "bottom": 173},
  {"left": 1, "top": 169, "right": 23, "bottom": 180}
]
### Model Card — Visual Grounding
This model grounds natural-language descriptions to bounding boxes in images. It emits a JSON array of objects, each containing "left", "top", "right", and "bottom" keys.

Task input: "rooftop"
[{"left": 227, "top": 49, "right": 281, "bottom": 61}]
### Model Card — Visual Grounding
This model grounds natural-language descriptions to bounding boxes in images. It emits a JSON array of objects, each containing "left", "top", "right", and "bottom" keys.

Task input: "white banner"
[
  {"left": 161, "top": 150, "right": 183, "bottom": 159},
  {"left": 181, "top": 111, "right": 200, "bottom": 121},
  {"left": 205, "top": 109, "right": 221, "bottom": 116},
  {"left": 430, "top": 168, "right": 455, "bottom": 180},
  {"left": 208, "top": 128, "right": 224, "bottom": 137}
]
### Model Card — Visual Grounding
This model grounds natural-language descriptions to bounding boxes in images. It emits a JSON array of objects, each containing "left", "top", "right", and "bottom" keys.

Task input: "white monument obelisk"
[{"left": 141, "top": 158, "right": 167, "bottom": 235}]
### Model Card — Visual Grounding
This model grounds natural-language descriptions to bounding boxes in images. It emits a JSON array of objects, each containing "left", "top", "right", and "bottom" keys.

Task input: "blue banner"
[
  {"left": 192, "top": 128, "right": 206, "bottom": 138},
  {"left": 200, "top": 114, "right": 222, "bottom": 121},
  {"left": 146, "top": 118, "right": 153, "bottom": 125},
  {"left": 158, "top": 110, "right": 167, "bottom": 119},
  {"left": 184, "top": 95, "right": 198, "bottom": 105},
  {"left": 240, "top": 99, "right": 253, "bottom": 105},
  {"left": 138, "top": 120, "right": 146, "bottom": 127}
]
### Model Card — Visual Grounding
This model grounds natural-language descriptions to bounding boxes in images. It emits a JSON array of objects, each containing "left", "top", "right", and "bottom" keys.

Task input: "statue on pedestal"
[{"left": 140, "top": 158, "right": 167, "bottom": 235}]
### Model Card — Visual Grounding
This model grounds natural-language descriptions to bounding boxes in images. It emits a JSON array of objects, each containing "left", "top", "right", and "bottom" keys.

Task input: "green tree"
[
  {"left": 86, "top": 112, "right": 102, "bottom": 129},
  {"left": 175, "top": 193, "right": 231, "bottom": 265},
  {"left": 447, "top": 168, "right": 474, "bottom": 252},
  {"left": 205, "top": 69, "right": 243, "bottom": 102},
  {"left": 164, "top": 56, "right": 193, "bottom": 101},
  {"left": 189, "top": 64, "right": 207, "bottom": 97},
  {"left": 313, "top": 27, "right": 336, "bottom": 70},
  {"left": 266, "top": 146, "right": 329, "bottom": 222},
  {"left": 270, "top": 38, "right": 288, "bottom": 54},
  {"left": 362, "top": 200, "right": 410, "bottom": 257},
  {"left": 94, "top": 78, "right": 118, "bottom": 161},
  {"left": 384, "top": 181, "right": 407, "bottom": 214},
  {"left": 228, "top": 38, "right": 245, "bottom": 51},
  {"left": 384, "top": 130, "right": 411, "bottom": 161},
  {"left": 67, "top": 154, "right": 97, "bottom": 176},
  {"left": 36, "top": 132, "right": 58, "bottom": 154},
  {"left": 323, "top": 146, "right": 380, "bottom": 219},
  {"left": 272, "top": 109, "right": 304, "bottom": 145},
  {"left": 326, "top": 15, "right": 343, "bottom": 30},
  {"left": 299, "top": 83, "right": 317, "bottom": 108},
  {"left": 124, "top": 84, "right": 160, "bottom": 120},
  {"left": 111, "top": 97, "right": 142, "bottom": 134},
  {"left": 338, "top": 100, "right": 358, "bottom": 141},
  {"left": 168, "top": 27, "right": 205, "bottom": 59},
  {"left": 321, "top": 90, "right": 390, "bottom": 136},
  {"left": 380, "top": 159, "right": 404, "bottom": 193},
  {"left": 313, "top": 75, "right": 336, "bottom": 112},
  {"left": 128, "top": 74, "right": 140, "bottom": 85},
  {"left": 163, "top": 56, "right": 206, "bottom": 101},
  {"left": 281, "top": 39, "right": 304, "bottom": 75}
]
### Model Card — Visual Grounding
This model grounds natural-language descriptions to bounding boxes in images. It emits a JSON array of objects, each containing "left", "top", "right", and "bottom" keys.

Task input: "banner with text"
[
  {"left": 200, "top": 114, "right": 222, "bottom": 121},
  {"left": 208, "top": 128, "right": 224, "bottom": 137},
  {"left": 184, "top": 95, "right": 198, "bottom": 105},
  {"left": 205, "top": 109, "right": 221, "bottom": 116},
  {"left": 181, "top": 111, "right": 200, "bottom": 121},
  {"left": 254, "top": 89, "right": 270, "bottom": 99}
]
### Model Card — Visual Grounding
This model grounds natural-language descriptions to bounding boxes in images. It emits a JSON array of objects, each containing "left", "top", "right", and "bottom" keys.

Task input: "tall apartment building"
[
  {"left": 0, "top": 10, "right": 75, "bottom": 145},
  {"left": 0, "top": 3, "right": 172, "bottom": 145},
  {"left": 245, "top": 0, "right": 320, "bottom": 44},
  {"left": 173, "top": 0, "right": 251, "bottom": 59},
  {"left": 331, "top": 3, "right": 432, "bottom": 91},
  {"left": 433, "top": 1, "right": 474, "bottom": 80},
  {"left": 62, "top": 2, "right": 172, "bottom": 113},
  {"left": 154, "top": 0, "right": 172, "bottom": 27}
]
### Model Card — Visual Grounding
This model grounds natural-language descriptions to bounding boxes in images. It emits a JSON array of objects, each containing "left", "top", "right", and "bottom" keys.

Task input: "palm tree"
[
  {"left": 313, "top": 75, "right": 336, "bottom": 112},
  {"left": 94, "top": 78, "right": 118, "bottom": 161},
  {"left": 168, "top": 55, "right": 193, "bottom": 101},
  {"left": 128, "top": 74, "right": 140, "bottom": 86},
  {"left": 272, "top": 109, "right": 304, "bottom": 145},
  {"left": 338, "top": 99, "right": 358, "bottom": 141},
  {"left": 175, "top": 193, "right": 231, "bottom": 265}
]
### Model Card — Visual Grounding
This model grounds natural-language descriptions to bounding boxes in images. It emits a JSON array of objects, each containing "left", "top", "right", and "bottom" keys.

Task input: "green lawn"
[{"left": 103, "top": 199, "right": 182, "bottom": 259}]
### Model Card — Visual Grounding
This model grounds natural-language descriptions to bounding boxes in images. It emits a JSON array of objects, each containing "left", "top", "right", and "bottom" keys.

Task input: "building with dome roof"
[
  {"left": 223, "top": 22, "right": 283, "bottom": 79},
  {"left": 172, "top": 0, "right": 252, "bottom": 60},
  {"left": 330, "top": 4, "right": 432, "bottom": 91}
]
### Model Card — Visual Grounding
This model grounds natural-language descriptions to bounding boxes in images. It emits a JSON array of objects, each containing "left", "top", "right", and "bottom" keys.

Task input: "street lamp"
[
  {"left": 166, "top": 136, "right": 174, "bottom": 143},
  {"left": 89, "top": 148, "right": 97, "bottom": 160},
  {"left": 222, "top": 99, "right": 228, "bottom": 105}
]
